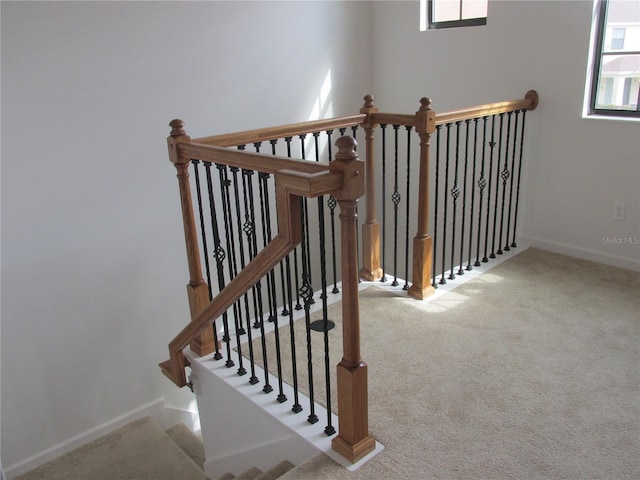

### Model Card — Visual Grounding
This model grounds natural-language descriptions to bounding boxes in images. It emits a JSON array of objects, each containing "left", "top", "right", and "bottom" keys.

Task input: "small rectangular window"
[
  {"left": 587, "top": 0, "right": 640, "bottom": 118},
  {"left": 611, "top": 27, "right": 625, "bottom": 49},
  {"left": 424, "top": 0, "right": 487, "bottom": 30}
]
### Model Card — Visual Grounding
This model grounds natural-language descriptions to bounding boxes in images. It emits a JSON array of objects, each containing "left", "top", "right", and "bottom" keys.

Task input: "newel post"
[
  {"left": 359, "top": 94, "right": 383, "bottom": 281},
  {"left": 167, "top": 120, "right": 216, "bottom": 356},
  {"left": 330, "top": 136, "right": 376, "bottom": 463},
  {"left": 408, "top": 99, "right": 437, "bottom": 300}
]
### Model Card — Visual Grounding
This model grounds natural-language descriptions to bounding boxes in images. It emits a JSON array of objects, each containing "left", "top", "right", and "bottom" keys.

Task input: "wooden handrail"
[
  {"left": 179, "top": 142, "right": 331, "bottom": 175},
  {"left": 193, "top": 114, "right": 367, "bottom": 147},
  {"left": 435, "top": 90, "right": 538, "bottom": 125}
]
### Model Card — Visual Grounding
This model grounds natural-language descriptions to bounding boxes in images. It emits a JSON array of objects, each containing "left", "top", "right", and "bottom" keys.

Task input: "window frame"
[
  {"left": 588, "top": 0, "right": 640, "bottom": 118},
  {"left": 427, "top": 0, "right": 487, "bottom": 30}
]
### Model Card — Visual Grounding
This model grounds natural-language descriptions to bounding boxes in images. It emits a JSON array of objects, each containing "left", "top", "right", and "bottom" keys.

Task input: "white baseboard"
[
  {"left": 522, "top": 235, "right": 640, "bottom": 272},
  {"left": 4, "top": 398, "right": 165, "bottom": 479}
]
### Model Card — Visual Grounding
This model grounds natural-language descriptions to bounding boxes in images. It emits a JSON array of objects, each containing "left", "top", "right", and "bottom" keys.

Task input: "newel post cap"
[
  {"left": 169, "top": 119, "right": 186, "bottom": 137},
  {"left": 335, "top": 135, "right": 358, "bottom": 162}
]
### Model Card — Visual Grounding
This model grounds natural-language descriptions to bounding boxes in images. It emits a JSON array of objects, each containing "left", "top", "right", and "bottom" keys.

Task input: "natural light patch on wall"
[
  {"left": 308, "top": 69, "right": 333, "bottom": 121},
  {"left": 306, "top": 69, "right": 333, "bottom": 160}
]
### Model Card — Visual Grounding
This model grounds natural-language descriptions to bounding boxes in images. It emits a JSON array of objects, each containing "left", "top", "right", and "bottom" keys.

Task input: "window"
[
  {"left": 587, "top": 0, "right": 640, "bottom": 118},
  {"left": 611, "top": 27, "right": 625, "bottom": 49},
  {"left": 420, "top": 0, "right": 487, "bottom": 31}
]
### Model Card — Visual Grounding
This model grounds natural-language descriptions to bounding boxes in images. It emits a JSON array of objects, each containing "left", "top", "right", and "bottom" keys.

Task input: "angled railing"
[
  {"left": 161, "top": 119, "right": 375, "bottom": 463},
  {"left": 160, "top": 89, "right": 538, "bottom": 467}
]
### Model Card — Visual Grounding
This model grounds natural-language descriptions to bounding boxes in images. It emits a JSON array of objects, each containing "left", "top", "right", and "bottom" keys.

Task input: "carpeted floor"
[{"left": 270, "top": 248, "right": 640, "bottom": 479}]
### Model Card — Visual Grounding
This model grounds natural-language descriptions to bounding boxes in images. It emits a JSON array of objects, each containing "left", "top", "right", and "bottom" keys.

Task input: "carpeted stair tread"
[
  {"left": 255, "top": 460, "right": 295, "bottom": 480},
  {"left": 234, "top": 466, "right": 263, "bottom": 480},
  {"left": 165, "top": 423, "right": 205, "bottom": 470},
  {"left": 217, "top": 474, "right": 236, "bottom": 480},
  {"left": 13, "top": 417, "right": 206, "bottom": 480}
]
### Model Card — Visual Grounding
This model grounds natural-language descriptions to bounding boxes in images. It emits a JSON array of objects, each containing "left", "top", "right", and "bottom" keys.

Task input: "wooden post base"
[
  {"left": 408, "top": 235, "right": 436, "bottom": 300},
  {"left": 359, "top": 222, "right": 383, "bottom": 281},
  {"left": 332, "top": 361, "right": 376, "bottom": 463},
  {"left": 332, "top": 432, "right": 376, "bottom": 464}
]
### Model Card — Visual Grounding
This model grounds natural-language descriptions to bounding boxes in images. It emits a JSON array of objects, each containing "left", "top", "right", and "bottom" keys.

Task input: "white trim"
[
  {"left": 4, "top": 398, "right": 165, "bottom": 479},
  {"left": 521, "top": 235, "right": 640, "bottom": 272}
]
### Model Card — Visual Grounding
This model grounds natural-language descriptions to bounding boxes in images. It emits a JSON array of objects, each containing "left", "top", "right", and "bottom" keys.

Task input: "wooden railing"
[
  {"left": 161, "top": 119, "right": 375, "bottom": 463},
  {"left": 160, "top": 90, "right": 538, "bottom": 465},
  {"left": 358, "top": 90, "right": 539, "bottom": 298}
]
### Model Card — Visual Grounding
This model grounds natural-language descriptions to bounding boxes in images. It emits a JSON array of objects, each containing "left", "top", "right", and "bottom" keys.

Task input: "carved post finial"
[
  {"left": 335, "top": 135, "right": 358, "bottom": 162},
  {"left": 362, "top": 94, "right": 375, "bottom": 109},
  {"left": 419, "top": 97, "right": 432, "bottom": 111},
  {"left": 169, "top": 119, "right": 186, "bottom": 137}
]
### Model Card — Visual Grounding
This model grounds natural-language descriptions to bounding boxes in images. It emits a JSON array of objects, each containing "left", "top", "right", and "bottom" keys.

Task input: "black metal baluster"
[
  {"left": 403, "top": 126, "right": 413, "bottom": 290},
  {"left": 490, "top": 114, "right": 505, "bottom": 259},
  {"left": 259, "top": 170, "right": 287, "bottom": 403},
  {"left": 475, "top": 118, "right": 488, "bottom": 267},
  {"left": 191, "top": 160, "right": 222, "bottom": 360},
  {"left": 380, "top": 124, "right": 388, "bottom": 282},
  {"left": 243, "top": 166, "right": 272, "bottom": 393},
  {"left": 511, "top": 110, "right": 528, "bottom": 248},
  {"left": 284, "top": 136, "right": 303, "bottom": 311},
  {"left": 218, "top": 163, "right": 246, "bottom": 376},
  {"left": 316, "top": 184, "right": 335, "bottom": 436},
  {"left": 497, "top": 112, "right": 512, "bottom": 256},
  {"left": 326, "top": 130, "right": 339, "bottom": 295},
  {"left": 204, "top": 162, "right": 234, "bottom": 368},
  {"left": 449, "top": 122, "right": 461, "bottom": 281},
  {"left": 298, "top": 199, "right": 318, "bottom": 424},
  {"left": 270, "top": 138, "right": 290, "bottom": 317},
  {"left": 440, "top": 123, "right": 451, "bottom": 285},
  {"left": 285, "top": 254, "right": 302, "bottom": 413},
  {"left": 467, "top": 119, "right": 479, "bottom": 270},
  {"left": 483, "top": 116, "right": 497, "bottom": 263},
  {"left": 232, "top": 161, "right": 259, "bottom": 384},
  {"left": 299, "top": 134, "right": 314, "bottom": 302},
  {"left": 504, "top": 111, "right": 520, "bottom": 252},
  {"left": 458, "top": 120, "right": 471, "bottom": 276},
  {"left": 391, "top": 125, "right": 401, "bottom": 287},
  {"left": 432, "top": 126, "right": 442, "bottom": 288}
]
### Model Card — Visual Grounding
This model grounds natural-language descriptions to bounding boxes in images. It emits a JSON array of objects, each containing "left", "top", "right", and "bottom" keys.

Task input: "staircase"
[{"left": 12, "top": 417, "right": 294, "bottom": 480}]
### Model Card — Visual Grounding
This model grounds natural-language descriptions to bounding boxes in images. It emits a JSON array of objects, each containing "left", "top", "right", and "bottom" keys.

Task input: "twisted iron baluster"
[
  {"left": 218, "top": 163, "right": 246, "bottom": 376},
  {"left": 204, "top": 162, "right": 234, "bottom": 368},
  {"left": 475, "top": 118, "right": 488, "bottom": 267},
  {"left": 191, "top": 160, "right": 222, "bottom": 360},
  {"left": 483, "top": 116, "right": 496, "bottom": 263},
  {"left": 440, "top": 123, "right": 451, "bottom": 284},
  {"left": 449, "top": 122, "right": 461, "bottom": 280},
  {"left": 391, "top": 125, "right": 401, "bottom": 287},
  {"left": 497, "top": 112, "right": 512, "bottom": 256},
  {"left": 490, "top": 114, "right": 505, "bottom": 259},
  {"left": 403, "top": 126, "right": 413, "bottom": 290}
]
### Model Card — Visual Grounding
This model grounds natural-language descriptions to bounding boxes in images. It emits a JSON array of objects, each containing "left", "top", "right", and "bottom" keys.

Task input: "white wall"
[
  {"left": 0, "top": 0, "right": 371, "bottom": 470},
  {"left": 371, "top": 0, "right": 639, "bottom": 270}
]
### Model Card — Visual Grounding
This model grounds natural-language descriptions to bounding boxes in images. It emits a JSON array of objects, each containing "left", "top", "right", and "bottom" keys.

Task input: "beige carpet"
[
  {"left": 264, "top": 248, "right": 640, "bottom": 479},
  {"left": 13, "top": 417, "right": 206, "bottom": 480}
]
